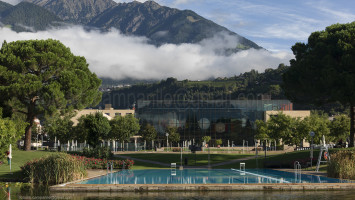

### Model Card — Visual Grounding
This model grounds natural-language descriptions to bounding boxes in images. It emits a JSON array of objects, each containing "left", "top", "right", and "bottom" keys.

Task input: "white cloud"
[
  {"left": 113, "top": 0, "right": 149, "bottom": 3},
  {"left": 0, "top": 26, "right": 293, "bottom": 80},
  {"left": 1, "top": 0, "right": 23, "bottom": 5}
]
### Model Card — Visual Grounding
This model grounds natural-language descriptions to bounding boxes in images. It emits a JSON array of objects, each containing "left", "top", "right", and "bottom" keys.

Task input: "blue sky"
[{"left": 116, "top": 0, "right": 355, "bottom": 52}]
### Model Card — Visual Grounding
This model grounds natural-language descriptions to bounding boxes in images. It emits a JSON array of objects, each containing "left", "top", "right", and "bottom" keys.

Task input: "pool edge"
[{"left": 50, "top": 183, "right": 355, "bottom": 192}]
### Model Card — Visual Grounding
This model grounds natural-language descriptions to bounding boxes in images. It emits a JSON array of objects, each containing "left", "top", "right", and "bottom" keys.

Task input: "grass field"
[
  {"left": 123, "top": 150, "right": 333, "bottom": 172},
  {"left": 121, "top": 153, "right": 253, "bottom": 167},
  {"left": 0, "top": 150, "right": 55, "bottom": 181},
  {"left": 216, "top": 149, "right": 326, "bottom": 170}
]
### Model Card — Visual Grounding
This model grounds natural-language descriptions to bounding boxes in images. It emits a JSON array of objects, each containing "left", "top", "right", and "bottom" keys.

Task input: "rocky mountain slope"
[
  {"left": 0, "top": 1, "right": 62, "bottom": 32},
  {"left": 25, "top": 0, "right": 117, "bottom": 24},
  {"left": 18, "top": 0, "right": 261, "bottom": 49},
  {"left": 0, "top": 1, "right": 11, "bottom": 14}
]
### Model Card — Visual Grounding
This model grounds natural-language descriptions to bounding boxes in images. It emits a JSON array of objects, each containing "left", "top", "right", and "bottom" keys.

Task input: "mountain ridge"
[
  {"left": 0, "top": 1, "right": 63, "bottom": 32},
  {"left": 18, "top": 0, "right": 261, "bottom": 49},
  {"left": 24, "top": 0, "right": 117, "bottom": 24}
]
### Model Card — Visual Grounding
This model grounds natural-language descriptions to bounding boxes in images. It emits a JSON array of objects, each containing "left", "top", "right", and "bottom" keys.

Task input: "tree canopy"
[
  {"left": 0, "top": 39, "right": 102, "bottom": 150},
  {"left": 329, "top": 114, "right": 350, "bottom": 142},
  {"left": 76, "top": 112, "right": 111, "bottom": 148},
  {"left": 282, "top": 22, "right": 355, "bottom": 147},
  {"left": 109, "top": 114, "right": 140, "bottom": 142},
  {"left": 255, "top": 112, "right": 331, "bottom": 147},
  {"left": 0, "top": 115, "right": 22, "bottom": 158},
  {"left": 141, "top": 124, "right": 157, "bottom": 143},
  {"left": 44, "top": 115, "right": 75, "bottom": 143},
  {"left": 166, "top": 126, "right": 180, "bottom": 145}
]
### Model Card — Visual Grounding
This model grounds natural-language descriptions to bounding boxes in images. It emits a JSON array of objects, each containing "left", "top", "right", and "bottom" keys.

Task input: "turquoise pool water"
[{"left": 77, "top": 169, "right": 353, "bottom": 184}]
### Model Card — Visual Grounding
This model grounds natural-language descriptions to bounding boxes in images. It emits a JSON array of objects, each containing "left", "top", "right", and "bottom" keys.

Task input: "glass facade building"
[{"left": 136, "top": 100, "right": 292, "bottom": 145}]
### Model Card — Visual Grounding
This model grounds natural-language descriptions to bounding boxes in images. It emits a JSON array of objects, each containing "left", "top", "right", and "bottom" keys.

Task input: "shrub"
[
  {"left": 21, "top": 153, "right": 86, "bottom": 185},
  {"left": 215, "top": 139, "right": 222, "bottom": 146},
  {"left": 71, "top": 155, "right": 134, "bottom": 169},
  {"left": 172, "top": 148, "right": 181, "bottom": 152},
  {"left": 327, "top": 150, "right": 355, "bottom": 180},
  {"left": 82, "top": 146, "right": 113, "bottom": 159}
]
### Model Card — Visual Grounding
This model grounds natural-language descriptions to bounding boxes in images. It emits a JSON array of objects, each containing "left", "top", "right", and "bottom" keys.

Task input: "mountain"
[
  {"left": 0, "top": 1, "right": 12, "bottom": 14},
  {"left": 0, "top": 2, "right": 63, "bottom": 32},
  {"left": 23, "top": 0, "right": 261, "bottom": 50},
  {"left": 25, "top": 0, "right": 117, "bottom": 24},
  {"left": 89, "top": 1, "right": 260, "bottom": 47}
]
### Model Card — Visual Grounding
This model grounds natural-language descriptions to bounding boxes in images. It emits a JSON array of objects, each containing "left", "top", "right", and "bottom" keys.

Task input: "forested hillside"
[{"left": 99, "top": 64, "right": 288, "bottom": 109}]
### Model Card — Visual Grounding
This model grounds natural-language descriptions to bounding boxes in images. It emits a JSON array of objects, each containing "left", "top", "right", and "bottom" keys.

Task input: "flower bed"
[{"left": 71, "top": 155, "right": 134, "bottom": 169}]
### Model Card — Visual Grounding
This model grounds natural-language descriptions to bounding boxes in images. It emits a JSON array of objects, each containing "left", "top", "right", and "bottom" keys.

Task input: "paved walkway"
[{"left": 114, "top": 154, "right": 258, "bottom": 168}]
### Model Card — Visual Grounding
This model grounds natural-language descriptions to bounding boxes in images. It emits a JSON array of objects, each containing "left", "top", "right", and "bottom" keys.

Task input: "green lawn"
[
  {"left": 0, "top": 150, "right": 54, "bottom": 181},
  {"left": 130, "top": 160, "right": 169, "bottom": 169},
  {"left": 121, "top": 153, "right": 253, "bottom": 167},
  {"left": 216, "top": 150, "right": 323, "bottom": 169}
]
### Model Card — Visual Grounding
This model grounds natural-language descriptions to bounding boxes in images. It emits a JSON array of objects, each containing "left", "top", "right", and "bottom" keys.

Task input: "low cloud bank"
[{"left": 0, "top": 26, "right": 293, "bottom": 80}]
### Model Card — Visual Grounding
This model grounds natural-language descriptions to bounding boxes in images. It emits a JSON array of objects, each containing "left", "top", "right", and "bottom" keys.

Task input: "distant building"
[
  {"left": 135, "top": 100, "right": 309, "bottom": 144},
  {"left": 265, "top": 110, "right": 310, "bottom": 121},
  {"left": 71, "top": 104, "right": 135, "bottom": 125}
]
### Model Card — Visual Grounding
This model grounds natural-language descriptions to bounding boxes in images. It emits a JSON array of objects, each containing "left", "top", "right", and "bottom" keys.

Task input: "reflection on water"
[
  {"left": 77, "top": 169, "right": 354, "bottom": 184},
  {"left": 2, "top": 183, "right": 355, "bottom": 200}
]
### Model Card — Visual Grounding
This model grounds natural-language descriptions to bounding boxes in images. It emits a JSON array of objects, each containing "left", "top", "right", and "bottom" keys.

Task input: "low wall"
[{"left": 51, "top": 183, "right": 355, "bottom": 192}]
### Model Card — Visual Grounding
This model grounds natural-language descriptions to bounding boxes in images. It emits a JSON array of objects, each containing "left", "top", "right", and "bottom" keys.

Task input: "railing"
[
  {"left": 295, "top": 147, "right": 311, "bottom": 151},
  {"left": 107, "top": 161, "right": 114, "bottom": 174}
]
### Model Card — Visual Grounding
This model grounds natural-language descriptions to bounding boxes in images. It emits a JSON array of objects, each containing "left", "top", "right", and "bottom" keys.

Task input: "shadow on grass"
[
  {"left": 0, "top": 170, "right": 23, "bottom": 182},
  {"left": 132, "top": 160, "right": 169, "bottom": 169}
]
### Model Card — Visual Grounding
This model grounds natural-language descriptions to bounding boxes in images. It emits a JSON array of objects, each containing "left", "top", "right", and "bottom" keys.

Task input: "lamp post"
[
  {"left": 254, "top": 139, "right": 259, "bottom": 169},
  {"left": 310, "top": 131, "right": 315, "bottom": 168},
  {"left": 264, "top": 139, "right": 267, "bottom": 158},
  {"left": 166, "top": 133, "right": 169, "bottom": 151}
]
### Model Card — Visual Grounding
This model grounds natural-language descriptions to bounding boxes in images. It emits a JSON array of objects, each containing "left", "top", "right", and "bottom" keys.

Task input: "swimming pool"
[{"left": 77, "top": 169, "right": 353, "bottom": 184}]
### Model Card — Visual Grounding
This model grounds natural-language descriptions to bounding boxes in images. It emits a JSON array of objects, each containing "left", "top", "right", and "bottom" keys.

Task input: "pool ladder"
[
  {"left": 171, "top": 163, "right": 176, "bottom": 176},
  {"left": 294, "top": 161, "right": 302, "bottom": 182},
  {"left": 107, "top": 161, "right": 114, "bottom": 174}
]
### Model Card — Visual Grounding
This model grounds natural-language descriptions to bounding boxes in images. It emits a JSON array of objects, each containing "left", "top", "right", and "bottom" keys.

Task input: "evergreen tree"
[
  {"left": 282, "top": 22, "right": 355, "bottom": 146},
  {"left": 0, "top": 39, "right": 102, "bottom": 150}
]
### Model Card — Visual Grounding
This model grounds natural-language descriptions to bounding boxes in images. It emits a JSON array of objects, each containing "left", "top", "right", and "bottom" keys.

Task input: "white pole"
[
  {"left": 67, "top": 141, "right": 70, "bottom": 151},
  {"left": 9, "top": 144, "right": 12, "bottom": 172},
  {"left": 54, "top": 136, "right": 57, "bottom": 149},
  {"left": 180, "top": 146, "right": 182, "bottom": 168},
  {"left": 36, "top": 134, "right": 39, "bottom": 150},
  {"left": 243, "top": 140, "right": 245, "bottom": 154},
  {"left": 135, "top": 138, "right": 137, "bottom": 152}
]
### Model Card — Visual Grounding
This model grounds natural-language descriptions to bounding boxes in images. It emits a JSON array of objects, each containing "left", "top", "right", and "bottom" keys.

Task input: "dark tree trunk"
[
  {"left": 24, "top": 100, "right": 36, "bottom": 151},
  {"left": 350, "top": 106, "right": 355, "bottom": 147},
  {"left": 24, "top": 117, "right": 34, "bottom": 151}
]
